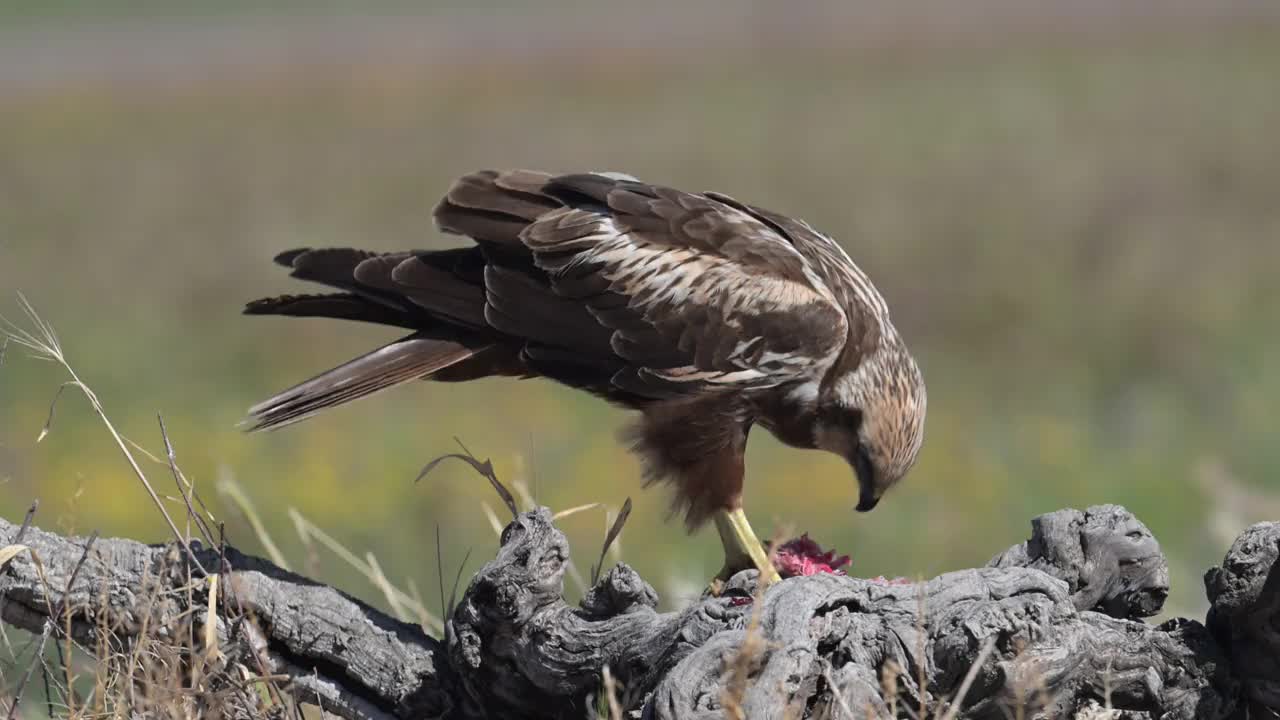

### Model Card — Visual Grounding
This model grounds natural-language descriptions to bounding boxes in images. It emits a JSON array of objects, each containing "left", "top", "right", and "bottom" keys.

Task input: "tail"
[
  {"left": 242, "top": 334, "right": 481, "bottom": 431},
  {"left": 241, "top": 170, "right": 601, "bottom": 431},
  {"left": 242, "top": 245, "right": 495, "bottom": 431}
]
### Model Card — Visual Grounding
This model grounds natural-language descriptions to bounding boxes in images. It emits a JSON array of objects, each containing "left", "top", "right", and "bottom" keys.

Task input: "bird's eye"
[{"left": 826, "top": 406, "right": 863, "bottom": 429}]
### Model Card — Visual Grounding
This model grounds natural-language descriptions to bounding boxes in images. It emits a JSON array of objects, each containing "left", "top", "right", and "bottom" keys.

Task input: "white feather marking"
[
  {"left": 798, "top": 222, "right": 889, "bottom": 317},
  {"left": 531, "top": 211, "right": 850, "bottom": 387},
  {"left": 592, "top": 171, "right": 642, "bottom": 182},
  {"left": 785, "top": 381, "right": 820, "bottom": 405},
  {"left": 655, "top": 367, "right": 770, "bottom": 384},
  {"left": 728, "top": 336, "right": 763, "bottom": 359}
]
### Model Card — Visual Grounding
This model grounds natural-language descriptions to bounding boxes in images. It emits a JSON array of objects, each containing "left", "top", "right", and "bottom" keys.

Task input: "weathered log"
[
  {"left": 0, "top": 519, "right": 450, "bottom": 719},
  {"left": 2, "top": 505, "right": 1277, "bottom": 719},
  {"left": 1204, "top": 520, "right": 1280, "bottom": 717}
]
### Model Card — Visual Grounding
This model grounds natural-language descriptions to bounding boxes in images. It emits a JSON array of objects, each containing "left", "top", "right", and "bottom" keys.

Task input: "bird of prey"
[{"left": 243, "top": 170, "right": 927, "bottom": 585}]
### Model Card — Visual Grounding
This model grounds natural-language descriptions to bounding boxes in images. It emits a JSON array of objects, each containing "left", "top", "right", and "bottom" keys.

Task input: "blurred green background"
[{"left": 2, "top": 1, "right": 1278, "bottom": 622}]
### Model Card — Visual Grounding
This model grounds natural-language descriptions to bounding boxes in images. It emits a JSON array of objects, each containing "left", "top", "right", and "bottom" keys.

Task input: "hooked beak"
[{"left": 855, "top": 488, "right": 880, "bottom": 513}]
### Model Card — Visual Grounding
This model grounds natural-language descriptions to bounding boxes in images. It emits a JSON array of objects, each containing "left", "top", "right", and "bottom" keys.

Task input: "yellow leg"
[{"left": 713, "top": 507, "right": 782, "bottom": 587}]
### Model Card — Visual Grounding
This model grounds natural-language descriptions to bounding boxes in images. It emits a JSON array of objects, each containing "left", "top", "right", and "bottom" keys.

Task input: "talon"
[
  {"left": 712, "top": 507, "right": 782, "bottom": 588},
  {"left": 707, "top": 577, "right": 727, "bottom": 597}
]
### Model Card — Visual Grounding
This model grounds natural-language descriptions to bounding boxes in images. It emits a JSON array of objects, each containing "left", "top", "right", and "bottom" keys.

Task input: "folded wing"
[
  {"left": 243, "top": 169, "right": 854, "bottom": 429},
  {"left": 436, "top": 170, "right": 851, "bottom": 399}
]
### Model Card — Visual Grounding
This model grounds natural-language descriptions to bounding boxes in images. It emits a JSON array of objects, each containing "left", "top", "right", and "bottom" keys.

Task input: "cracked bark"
[{"left": 1, "top": 505, "right": 1276, "bottom": 719}]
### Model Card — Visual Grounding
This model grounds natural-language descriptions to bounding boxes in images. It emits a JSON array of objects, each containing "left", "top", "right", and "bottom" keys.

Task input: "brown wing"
[
  {"left": 244, "top": 169, "right": 856, "bottom": 430},
  {"left": 435, "top": 170, "right": 851, "bottom": 400},
  {"left": 702, "top": 192, "right": 890, "bottom": 353},
  {"left": 242, "top": 247, "right": 521, "bottom": 431}
]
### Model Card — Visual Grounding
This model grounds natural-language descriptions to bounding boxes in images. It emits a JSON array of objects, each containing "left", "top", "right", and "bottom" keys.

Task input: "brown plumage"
[{"left": 244, "top": 169, "right": 926, "bottom": 534}]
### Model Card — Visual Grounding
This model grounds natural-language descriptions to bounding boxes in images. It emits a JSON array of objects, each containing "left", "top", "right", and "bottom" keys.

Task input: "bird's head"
[{"left": 814, "top": 335, "right": 926, "bottom": 513}]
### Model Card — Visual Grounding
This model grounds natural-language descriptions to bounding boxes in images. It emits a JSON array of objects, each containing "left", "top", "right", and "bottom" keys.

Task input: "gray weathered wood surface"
[{"left": 1, "top": 504, "right": 1276, "bottom": 719}]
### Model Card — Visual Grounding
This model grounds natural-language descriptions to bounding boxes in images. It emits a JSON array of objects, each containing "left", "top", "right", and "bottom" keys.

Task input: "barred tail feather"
[{"left": 242, "top": 335, "right": 480, "bottom": 431}]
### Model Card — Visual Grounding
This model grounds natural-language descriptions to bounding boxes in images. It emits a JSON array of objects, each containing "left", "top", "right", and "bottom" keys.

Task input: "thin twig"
[
  {"left": 447, "top": 547, "right": 473, "bottom": 622},
  {"left": 40, "top": 661, "right": 59, "bottom": 720},
  {"left": 211, "top": 534, "right": 287, "bottom": 713},
  {"left": 5, "top": 531, "right": 97, "bottom": 720},
  {"left": 53, "top": 531, "right": 99, "bottom": 624},
  {"left": 416, "top": 439, "right": 518, "bottom": 519},
  {"left": 435, "top": 524, "right": 447, "bottom": 626},
  {"left": 7, "top": 622, "right": 52, "bottom": 720},
  {"left": 591, "top": 497, "right": 632, "bottom": 586},
  {"left": 158, "top": 414, "right": 216, "bottom": 548},
  {"left": 12, "top": 500, "right": 38, "bottom": 546},
  {"left": 125, "top": 436, "right": 220, "bottom": 530},
  {"left": 36, "top": 381, "right": 77, "bottom": 444}
]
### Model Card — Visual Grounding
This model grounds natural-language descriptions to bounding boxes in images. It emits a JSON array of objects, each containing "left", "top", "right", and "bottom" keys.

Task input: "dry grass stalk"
[
  {"left": 601, "top": 664, "right": 623, "bottom": 720},
  {"left": 285, "top": 506, "right": 442, "bottom": 634},
  {"left": 0, "top": 299, "right": 298, "bottom": 717},
  {"left": 215, "top": 472, "right": 289, "bottom": 571},
  {"left": 881, "top": 659, "right": 903, "bottom": 718},
  {"left": 1, "top": 295, "right": 207, "bottom": 577},
  {"left": 591, "top": 498, "right": 632, "bottom": 586}
]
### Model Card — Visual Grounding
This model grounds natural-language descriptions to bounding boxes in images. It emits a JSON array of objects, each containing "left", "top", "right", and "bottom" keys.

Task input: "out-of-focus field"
[{"left": 2, "top": 3, "right": 1278, "bottom": 619}]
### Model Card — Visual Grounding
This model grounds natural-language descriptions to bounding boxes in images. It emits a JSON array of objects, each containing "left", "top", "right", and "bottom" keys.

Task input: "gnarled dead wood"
[{"left": 1, "top": 505, "right": 1276, "bottom": 719}]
